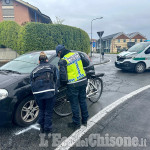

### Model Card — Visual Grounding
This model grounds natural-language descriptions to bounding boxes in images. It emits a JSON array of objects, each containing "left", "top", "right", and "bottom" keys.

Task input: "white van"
[{"left": 115, "top": 42, "right": 150, "bottom": 73}]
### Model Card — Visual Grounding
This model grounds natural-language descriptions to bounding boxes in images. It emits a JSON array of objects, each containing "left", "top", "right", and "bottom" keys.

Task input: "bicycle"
[{"left": 53, "top": 70, "right": 104, "bottom": 117}]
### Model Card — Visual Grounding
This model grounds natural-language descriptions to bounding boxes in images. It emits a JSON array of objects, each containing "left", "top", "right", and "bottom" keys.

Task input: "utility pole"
[{"left": 90, "top": 17, "right": 103, "bottom": 57}]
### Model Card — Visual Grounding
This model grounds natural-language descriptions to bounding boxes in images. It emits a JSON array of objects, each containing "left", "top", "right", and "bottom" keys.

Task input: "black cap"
[{"left": 56, "top": 44, "right": 65, "bottom": 56}]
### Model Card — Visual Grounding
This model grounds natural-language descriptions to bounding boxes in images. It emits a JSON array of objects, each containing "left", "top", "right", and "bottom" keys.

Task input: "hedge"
[
  {"left": 0, "top": 21, "right": 20, "bottom": 50},
  {"left": 0, "top": 21, "right": 90, "bottom": 54},
  {"left": 47, "top": 24, "right": 90, "bottom": 53},
  {"left": 17, "top": 23, "right": 54, "bottom": 53}
]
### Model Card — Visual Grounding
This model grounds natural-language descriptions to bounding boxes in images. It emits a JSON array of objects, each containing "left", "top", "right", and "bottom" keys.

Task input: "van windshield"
[{"left": 128, "top": 42, "right": 150, "bottom": 53}]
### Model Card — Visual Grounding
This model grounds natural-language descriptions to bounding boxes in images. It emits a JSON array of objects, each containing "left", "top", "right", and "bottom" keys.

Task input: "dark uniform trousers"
[
  {"left": 67, "top": 84, "right": 89, "bottom": 125},
  {"left": 36, "top": 96, "right": 56, "bottom": 131}
]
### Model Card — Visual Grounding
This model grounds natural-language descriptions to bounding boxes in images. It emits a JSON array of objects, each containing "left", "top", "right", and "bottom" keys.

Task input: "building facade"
[
  {"left": 98, "top": 32, "right": 147, "bottom": 53},
  {"left": 0, "top": 0, "right": 52, "bottom": 25}
]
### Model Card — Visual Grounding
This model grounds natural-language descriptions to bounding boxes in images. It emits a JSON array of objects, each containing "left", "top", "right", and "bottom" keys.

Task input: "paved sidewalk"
[
  {"left": 91, "top": 53, "right": 110, "bottom": 65},
  {"left": 71, "top": 88, "right": 150, "bottom": 150}
]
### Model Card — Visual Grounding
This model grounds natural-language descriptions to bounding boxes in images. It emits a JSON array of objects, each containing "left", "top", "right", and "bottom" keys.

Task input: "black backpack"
[{"left": 30, "top": 64, "right": 56, "bottom": 99}]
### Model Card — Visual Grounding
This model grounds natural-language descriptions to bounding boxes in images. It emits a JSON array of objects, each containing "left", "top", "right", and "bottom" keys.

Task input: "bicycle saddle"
[{"left": 91, "top": 73, "right": 104, "bottom": 78}]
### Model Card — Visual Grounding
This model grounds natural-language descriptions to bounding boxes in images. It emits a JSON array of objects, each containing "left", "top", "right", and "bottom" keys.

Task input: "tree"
[{"left": 53, "top": 16, "right": 65, "bottom": 24}]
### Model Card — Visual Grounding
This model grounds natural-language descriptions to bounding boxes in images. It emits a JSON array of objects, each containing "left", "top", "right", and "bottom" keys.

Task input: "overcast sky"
[{"left": 25, "top": 0, "right": 150, "bottom": 40}]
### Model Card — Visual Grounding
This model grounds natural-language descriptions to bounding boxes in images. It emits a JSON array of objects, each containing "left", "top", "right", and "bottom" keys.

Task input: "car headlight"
[{"left": 0, "top": 89, "right": 8, "bottom": 100}]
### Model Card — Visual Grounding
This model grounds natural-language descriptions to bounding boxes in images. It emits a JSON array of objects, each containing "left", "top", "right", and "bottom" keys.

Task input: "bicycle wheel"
[
  {"left": 53, "top": 97, "right": 72, "bottom": 117},
  {"left": 86, "top": 78, "right": 103, "bottom": 103}
]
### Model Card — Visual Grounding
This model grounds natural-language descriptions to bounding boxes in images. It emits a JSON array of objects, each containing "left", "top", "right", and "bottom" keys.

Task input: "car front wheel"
[
  {"left": 135, "top": 62, "right": 146, "bottom": 73},
  {"left": 14, "top": 97, "right": 39, "bottom": 127}
]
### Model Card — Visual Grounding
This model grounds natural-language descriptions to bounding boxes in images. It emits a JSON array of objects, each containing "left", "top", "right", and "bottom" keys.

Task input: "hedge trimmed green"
[
  {"left": 0, "top": 21, "right": 20, "bottom": 50},
  {"left": 47, "top": 24, "right": 90, "bottom": 53},
  {"left": 0, "top": 21, "right": 90, "bottom": 54},
  {"left": 17, "top": 23, "right": 54, "bottom": 54}
]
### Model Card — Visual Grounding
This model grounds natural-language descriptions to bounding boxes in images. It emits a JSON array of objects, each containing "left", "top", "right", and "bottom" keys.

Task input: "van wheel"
[
  {"left": 14, "top": 97, "right": 39, "bottom": 127},
  {"left": 135, "top": 62, "right": 146, "bottom": 73}
]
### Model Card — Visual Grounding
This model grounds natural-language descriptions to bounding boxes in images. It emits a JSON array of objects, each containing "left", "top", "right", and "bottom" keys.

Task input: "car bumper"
[
  {"left": 0, "top": 110, "right": 12, "bottom": 126},
  {"left": 115, "top": 61, "right": 136, "bottom": 71},
  {"left": 0, "top": 97, "right": 14, "bottom": 126}
]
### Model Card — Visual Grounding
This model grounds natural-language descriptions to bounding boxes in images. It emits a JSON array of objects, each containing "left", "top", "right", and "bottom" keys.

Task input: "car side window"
[
  {"left": 145, "top": 47, "right": 150, "bottom": 54},
  {"left": 49, "top": 57, "right": 60, "bottom": 69}
]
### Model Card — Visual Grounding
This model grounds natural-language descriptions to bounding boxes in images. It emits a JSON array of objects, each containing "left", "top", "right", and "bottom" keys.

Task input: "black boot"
[
  {"left": 68, "top": 122, "right": 80, "bottom": 130},
  {"left": 44, "top": 128, "right": 56, "bottom": 134},
  {"left": 44, "top": 129, "right": 52, "bottom": 135},
  {"left": 82, "top": 121, "right": 87, "bottom": 126},
  {"left": 40, "top": 127, "right": 44, "bottom": 133}
]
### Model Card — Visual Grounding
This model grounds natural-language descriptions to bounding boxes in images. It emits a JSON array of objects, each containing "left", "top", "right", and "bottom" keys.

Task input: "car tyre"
[
  {"left": 135, "top": 62, "right": 146, "bottom": 73},
  {"left": 14, "top": 97, "right": 39, "bottom": 127}
]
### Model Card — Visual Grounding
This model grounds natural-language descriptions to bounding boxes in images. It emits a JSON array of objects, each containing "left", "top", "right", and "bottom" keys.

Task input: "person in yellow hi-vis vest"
[{"left": 56, "top": 45, "right": 89, "bottom": 130}]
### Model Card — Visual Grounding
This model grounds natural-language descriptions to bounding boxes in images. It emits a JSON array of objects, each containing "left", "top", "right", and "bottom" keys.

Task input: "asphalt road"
[
  {"left": 1, "top": 54, "right": 150, "bottom": 150},
  {"left": 71, "top": 87, "right": 150, "bottom": 150}
]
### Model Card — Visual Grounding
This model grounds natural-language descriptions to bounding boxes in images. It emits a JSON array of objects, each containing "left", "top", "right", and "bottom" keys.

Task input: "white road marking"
[
  {"left": 55, "top": 84, "right": 150, "bottom": 150},
  {"left": 15, "top": 123, "right": 40, "bottom": 136}
]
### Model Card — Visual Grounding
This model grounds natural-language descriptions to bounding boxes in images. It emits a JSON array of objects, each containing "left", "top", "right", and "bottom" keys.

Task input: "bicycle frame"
[{"left": 86, "top": 79, "right": 98, "bottom": 98}]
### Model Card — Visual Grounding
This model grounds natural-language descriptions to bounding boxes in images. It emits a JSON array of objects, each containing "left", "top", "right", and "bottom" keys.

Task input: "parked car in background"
[
  {"left": 0, "top": 50, "right": 94, "bottom": 126},
  {"left": 115, "top": 42, "right": 150, "bottom": 73}
]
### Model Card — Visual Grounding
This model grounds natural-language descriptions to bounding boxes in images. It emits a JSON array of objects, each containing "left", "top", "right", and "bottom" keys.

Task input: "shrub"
[
  {"left": 17, "top": 22, "right": 54, "bottom": 53},
  {"left": 47, "top": 24, "right": 90, "bottom": 53},
  {"left": 0, "top": 21, "right": 20, "bottom": 50},
  {"left": 0, "top": 21, "right": 90, "bottom": 54}
]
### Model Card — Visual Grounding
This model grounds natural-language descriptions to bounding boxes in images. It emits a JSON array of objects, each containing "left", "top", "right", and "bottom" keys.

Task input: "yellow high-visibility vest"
[{"left": 62, "top": 52, "right": 86, "bottom": 83}]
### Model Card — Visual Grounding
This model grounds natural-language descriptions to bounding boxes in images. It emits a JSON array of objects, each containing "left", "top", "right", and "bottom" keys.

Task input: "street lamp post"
[{"left": 90, "top": 17, "right": 103, "bottom": 57}]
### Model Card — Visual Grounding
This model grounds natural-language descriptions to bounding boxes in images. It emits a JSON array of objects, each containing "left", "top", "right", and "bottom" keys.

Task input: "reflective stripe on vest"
[{"left": 62, "top": 52, "right": 86, "bottom": 83}]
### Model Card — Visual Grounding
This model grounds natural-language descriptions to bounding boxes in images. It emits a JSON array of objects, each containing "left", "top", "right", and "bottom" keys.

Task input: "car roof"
[
  {"left": 27, "top": 50, "right": 56, "bottom": 55},
  {"left": 27, "top": 50, "right": 87, "bottom": 55},
  {"left": 27, "top": 50, "right": 89, "bottom": 61}
]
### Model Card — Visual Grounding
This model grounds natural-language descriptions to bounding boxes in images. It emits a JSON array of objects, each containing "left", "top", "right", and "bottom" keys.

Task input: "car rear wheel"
[
  {"left": 135, "top": 62, "right": 146, "bottom": 73},
  {"left": 14, "top": 97, "right": 39, "bottom": 127}
]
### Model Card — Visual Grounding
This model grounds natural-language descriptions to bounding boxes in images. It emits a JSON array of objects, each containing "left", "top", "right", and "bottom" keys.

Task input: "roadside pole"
[
  {"left": 97, "top": 31, "right": 104, "bottom": 63},
  {"left": 90, "top": 17, "right": 103, "bottom": 57}
]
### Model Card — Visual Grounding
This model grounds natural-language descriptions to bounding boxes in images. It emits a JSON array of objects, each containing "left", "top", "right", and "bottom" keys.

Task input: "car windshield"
[
  {"left": 0, "top": 52, "right": 52, "bottom": 74},
  {"left": 128, "top": 42, "right": 150, "bottom": 53}
]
